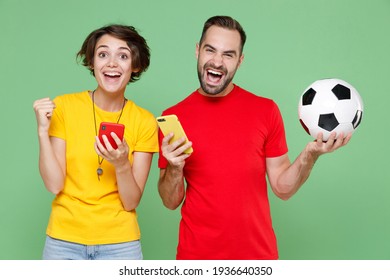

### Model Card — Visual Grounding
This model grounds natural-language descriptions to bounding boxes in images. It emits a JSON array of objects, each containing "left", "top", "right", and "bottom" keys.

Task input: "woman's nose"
[{"left": 107, "top": 57, "right": 118, "bottom": 67}]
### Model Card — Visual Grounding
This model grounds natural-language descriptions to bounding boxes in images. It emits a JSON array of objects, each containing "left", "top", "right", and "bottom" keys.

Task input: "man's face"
[{"left": 196, "top": 25, "right": 244, "bottom": 96}]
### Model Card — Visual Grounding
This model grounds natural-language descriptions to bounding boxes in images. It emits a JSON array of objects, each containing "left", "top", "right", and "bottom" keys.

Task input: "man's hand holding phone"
[
  {"left": 157, "top": 115, "right": 193, "bottom": 169},
  {"left": 156, "top": 115, "right": 193, "bottom": 154},
  {"left": 160, "top": 132, "right": 192, "bottom": 169}
]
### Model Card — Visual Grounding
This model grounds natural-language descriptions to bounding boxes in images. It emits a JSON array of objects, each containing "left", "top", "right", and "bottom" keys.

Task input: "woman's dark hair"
[
  {"left": 77, "top": 24, "right": 150, "bottom": 83},
  {"left": 199, "top": 16, "right": 246, "bottom": 54}
]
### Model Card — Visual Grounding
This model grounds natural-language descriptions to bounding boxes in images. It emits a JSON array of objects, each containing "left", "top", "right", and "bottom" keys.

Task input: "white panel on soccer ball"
[
  {"left": 333, "top": 100, "right": 358, "bottom": 123},
  {"left": 299, "top": 106, "right": 319, "bottom": 128},
  {"left": 311, "top": 90, "right": 338, "bottom": 113},
  {"left": 308, "top": 126, "right": 330, "bottom": 141},
  {"left": 333, "top": 123, "right": 354, "bottom": 138}
]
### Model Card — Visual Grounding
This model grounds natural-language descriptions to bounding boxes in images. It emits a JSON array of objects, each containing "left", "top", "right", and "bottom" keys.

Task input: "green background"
[{"left": 1, "top": 0, "right": 389, "bottom": 260}]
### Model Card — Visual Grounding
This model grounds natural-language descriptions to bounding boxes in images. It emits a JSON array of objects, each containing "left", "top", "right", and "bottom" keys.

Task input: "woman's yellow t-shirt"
[{"left": 47, "top": 91, "right": 158, "bottom": 245}]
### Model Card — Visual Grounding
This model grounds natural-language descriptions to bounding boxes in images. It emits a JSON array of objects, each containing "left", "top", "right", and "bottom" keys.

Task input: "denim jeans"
[{"left": 42, "top": 235, "right": 143, "bottom": 260}]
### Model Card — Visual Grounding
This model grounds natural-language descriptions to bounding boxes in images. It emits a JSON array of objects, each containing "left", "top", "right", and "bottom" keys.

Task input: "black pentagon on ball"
[
  {"left": 332, "top": 84, "right": 351, "bottom": 100},
  {"left": 352, "top": 110, "right": 363, "bottom": 129},
  {"left": 302, "top": 88, "right": 317, "bottom": 105},
  {"left": 318, "top": 113, "right": 339, "bottom": 132}
]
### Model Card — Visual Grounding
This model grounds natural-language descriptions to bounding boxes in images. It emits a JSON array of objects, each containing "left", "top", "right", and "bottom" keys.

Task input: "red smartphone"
[{"left": 98, "top": 122, "right": 125, "bottom": 149}]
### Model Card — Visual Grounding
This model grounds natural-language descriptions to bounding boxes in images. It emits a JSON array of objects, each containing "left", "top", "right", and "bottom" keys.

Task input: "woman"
[{"left": 33, "top": 24, "right": 158, "bottom": 260}]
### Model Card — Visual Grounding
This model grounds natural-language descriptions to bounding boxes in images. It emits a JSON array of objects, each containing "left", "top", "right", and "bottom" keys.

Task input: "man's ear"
[
  {"left": 195, "top": 43, "right": 200, "bottom": 59},
  {"left": 238, "top": 53, "right": 244, "bottom": 68}
]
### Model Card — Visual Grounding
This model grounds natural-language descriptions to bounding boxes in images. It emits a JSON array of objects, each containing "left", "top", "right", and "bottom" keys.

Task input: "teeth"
[
  {"left": 105, "top": 72, "right": 121, "bottom": 77},
  {"left": 208, "top": 70, "right": 222, "bottom": 76}
]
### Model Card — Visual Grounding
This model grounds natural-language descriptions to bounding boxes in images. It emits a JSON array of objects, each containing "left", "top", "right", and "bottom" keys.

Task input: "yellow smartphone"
[{"left": 156, "top": 114, "right": 193, "bottom": 154}]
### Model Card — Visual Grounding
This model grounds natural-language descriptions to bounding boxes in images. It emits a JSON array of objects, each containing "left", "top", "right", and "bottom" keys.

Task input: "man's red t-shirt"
[{"left": 158, "top": 85, "right": 288, "bottom": 259}]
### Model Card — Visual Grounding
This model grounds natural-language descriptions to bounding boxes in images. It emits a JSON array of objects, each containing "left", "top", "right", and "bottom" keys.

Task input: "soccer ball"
[{"left": 298, "top": 78, "right": 363, "bottom": 141}]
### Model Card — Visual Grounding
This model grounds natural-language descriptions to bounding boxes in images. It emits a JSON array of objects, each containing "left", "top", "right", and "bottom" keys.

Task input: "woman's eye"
[
  {"left": 120, "top": 54, "right": 128, "bottom": 59},
  {"left": 98, "top": 52, "right": 107, "bottom": 58}
]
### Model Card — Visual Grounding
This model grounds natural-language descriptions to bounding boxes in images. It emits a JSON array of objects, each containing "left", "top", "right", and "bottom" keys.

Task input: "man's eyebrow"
[
  {"left": 223, "top": 50, "right": 237, "bottom": 55},
  {"left": 203, "top": 44, "right": 216, "bottom": 50},
  {"left": 203, "top": 44, "right": 237, "bottom": 55}
]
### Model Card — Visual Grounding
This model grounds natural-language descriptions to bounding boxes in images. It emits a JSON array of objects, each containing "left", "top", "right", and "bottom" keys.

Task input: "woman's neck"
[{"left": 91, "top": 89, "right": 126, "bottom": 112}]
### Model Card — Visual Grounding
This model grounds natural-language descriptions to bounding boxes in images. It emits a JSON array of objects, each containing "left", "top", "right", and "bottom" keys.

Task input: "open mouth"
[
  {"left": 206, "top": 69, "right": 224, "bottom": 84},
  {"left": 104, "top": 72, "right": 122, "bottom": 79}
]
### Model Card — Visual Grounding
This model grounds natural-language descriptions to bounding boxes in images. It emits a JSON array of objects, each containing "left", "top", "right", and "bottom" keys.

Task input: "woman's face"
[{"left": 93, "top": 34, "right": 136, "bottom": 94}]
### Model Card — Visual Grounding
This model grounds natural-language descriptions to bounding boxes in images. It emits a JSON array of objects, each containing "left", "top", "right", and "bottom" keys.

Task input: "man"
[{"left": 157, "top": 16, "right": 351, "bottom": 260}]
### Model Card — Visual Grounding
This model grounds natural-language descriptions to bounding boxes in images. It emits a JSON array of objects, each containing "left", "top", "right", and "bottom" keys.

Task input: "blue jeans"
[{"left": 42, "top": 236, "right": 143, "bottom": 260}]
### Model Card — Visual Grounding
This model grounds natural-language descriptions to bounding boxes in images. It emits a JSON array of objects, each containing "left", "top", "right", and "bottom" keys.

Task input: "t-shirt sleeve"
[
  {"left": 48, "top": 96, "right": 66, "bottom": 140},
  {"left": 157, "top": 126, "right": 168, "bottom": 169},
  {"left": 134, "top": 111, "right": 159, "bottom": 153},
  {"left": 265, "top": 101, "right": 288, "bottom": 158}
]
